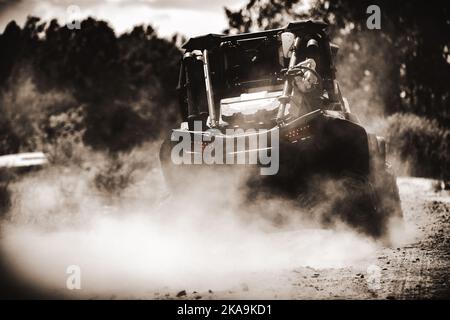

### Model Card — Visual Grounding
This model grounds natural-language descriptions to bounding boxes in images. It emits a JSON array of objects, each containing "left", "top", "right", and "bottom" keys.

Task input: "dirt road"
[
  {"left": 1, "top": 177, "right": 449, "bottom": 299},
  {"left": 167, "top": 178, "right": 450, "bottom": 300}
]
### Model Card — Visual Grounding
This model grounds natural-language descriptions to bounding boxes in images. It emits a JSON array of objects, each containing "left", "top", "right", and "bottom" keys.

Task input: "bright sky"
[{"left": 0, "top": 0, "right": 247, "bottom": 37}]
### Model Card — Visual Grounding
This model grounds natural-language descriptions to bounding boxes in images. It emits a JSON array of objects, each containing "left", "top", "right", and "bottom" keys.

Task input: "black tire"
[
  {"left": 332, "top": 175, "right": 385, "bottom": 237},
  {"left": 372, "top": 169, "right": 403, "bottom": 221},
  {"left": 334, "top": 169, "right": 403, "bottom": 238}
]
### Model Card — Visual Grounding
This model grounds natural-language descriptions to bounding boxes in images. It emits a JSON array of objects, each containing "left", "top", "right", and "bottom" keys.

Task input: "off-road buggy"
[{"left": 160, "top": 21, "right": 402, "bottom": 237}]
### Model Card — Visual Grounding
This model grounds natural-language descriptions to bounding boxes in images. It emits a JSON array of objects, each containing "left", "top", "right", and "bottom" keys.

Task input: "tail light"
[{"left": 285, "top": 124, "right": 313, "bottom": 143}]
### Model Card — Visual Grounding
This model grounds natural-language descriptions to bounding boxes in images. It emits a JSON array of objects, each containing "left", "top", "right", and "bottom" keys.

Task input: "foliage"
[
  {"left": 224, "top": 0, "right": 450, "bottom": 126},
  {"left": 385, "top": 113, "right": 449, "bottom": 180},
  {"left": 0, "top": 17, "right": 182, "bottom": 153}
]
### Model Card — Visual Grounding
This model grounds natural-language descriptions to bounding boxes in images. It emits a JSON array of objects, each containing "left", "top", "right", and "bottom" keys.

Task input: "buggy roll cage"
[{"left": 177, "top": 20, "right": 342, "bottom": 129}]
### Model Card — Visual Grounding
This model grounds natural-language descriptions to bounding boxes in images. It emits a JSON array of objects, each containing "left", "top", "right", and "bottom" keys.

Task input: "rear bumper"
[{"left": 160, "top": 110, "right": 370, "bottom": 195}]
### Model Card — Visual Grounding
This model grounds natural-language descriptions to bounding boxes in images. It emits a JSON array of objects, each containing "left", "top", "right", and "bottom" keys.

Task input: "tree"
[
  {"left": 0, "top": 16, "right": 182, "bottom": 153},
  {"left": 224, "top": 0, "right": 450, "bottom": 126}
]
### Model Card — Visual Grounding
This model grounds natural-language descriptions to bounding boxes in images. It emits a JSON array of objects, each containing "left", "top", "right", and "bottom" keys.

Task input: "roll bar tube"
[
  {"left": 202, "top": 49, "right": 218, "bottom": 128},
  {"left": 276, "top": 37, "right": 301, "bottom": 125}
]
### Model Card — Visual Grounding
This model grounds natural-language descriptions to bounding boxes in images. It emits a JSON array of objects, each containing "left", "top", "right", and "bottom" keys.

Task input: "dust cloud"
[{"left": 0, "top": 158, "right": 382, "bottom": 298}]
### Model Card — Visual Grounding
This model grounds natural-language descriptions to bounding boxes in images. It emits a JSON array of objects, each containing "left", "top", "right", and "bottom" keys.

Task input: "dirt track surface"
[
  {"left": 1, "top": 177, "right": 449, "bottom": 300},
  {"left": 168, "top": 178, "right": 450, "bottom": 300}
]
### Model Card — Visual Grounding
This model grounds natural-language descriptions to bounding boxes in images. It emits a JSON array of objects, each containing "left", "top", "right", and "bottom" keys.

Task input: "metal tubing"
[{"left": 202, "top": 49, "right": 218, "bottom": 128}]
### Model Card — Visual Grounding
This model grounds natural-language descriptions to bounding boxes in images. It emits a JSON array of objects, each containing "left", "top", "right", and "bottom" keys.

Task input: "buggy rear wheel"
[{"left": 333, "top": 170, "right": 403, "bottom": 238}]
